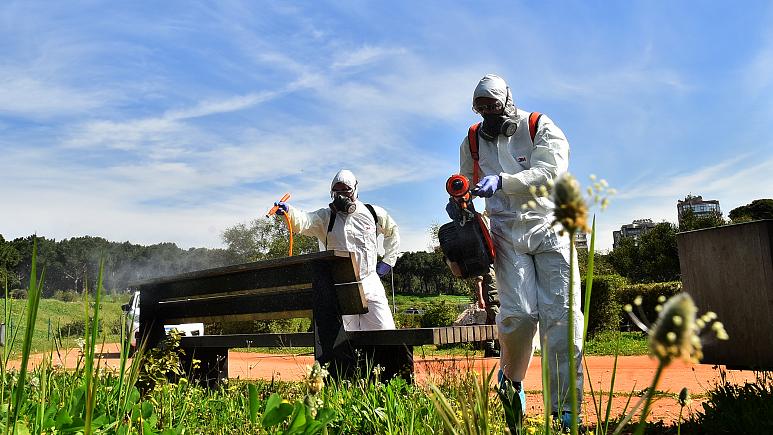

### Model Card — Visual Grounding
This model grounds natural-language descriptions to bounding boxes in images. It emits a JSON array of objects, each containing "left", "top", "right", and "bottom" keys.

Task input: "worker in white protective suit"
[
  {"left": 274, "top": 169, "right": 399, "bottom": 331},
  {"left": 450, "top": 74, "right": 583, "bottom": 428}
]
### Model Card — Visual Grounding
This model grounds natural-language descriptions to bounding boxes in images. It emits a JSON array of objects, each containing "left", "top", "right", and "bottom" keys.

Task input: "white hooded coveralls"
[
  {"left": 287, "top": 170, "right": 399, "bottom": 331},
  {"left": 460, "top": 75, "right": 583, "bottom": 414}
]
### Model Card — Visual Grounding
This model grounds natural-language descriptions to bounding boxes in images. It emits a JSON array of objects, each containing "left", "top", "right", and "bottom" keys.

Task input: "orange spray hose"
[{"left": 266, "top": 193, "right": 294, "bottom": 256}]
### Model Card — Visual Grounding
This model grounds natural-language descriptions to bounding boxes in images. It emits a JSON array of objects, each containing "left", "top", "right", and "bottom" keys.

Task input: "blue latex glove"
[
  {"left": 376, "top": 261, "right": 392, "bottom": 277},
  {"left": 472, "top": 175, "right": 501, "bottom": 198},
  {"left": 274, "top": 201, "right": 289, "bottom": 216},
  {"left": 446, "top": 199, "right": 461, "bottom": 220}
]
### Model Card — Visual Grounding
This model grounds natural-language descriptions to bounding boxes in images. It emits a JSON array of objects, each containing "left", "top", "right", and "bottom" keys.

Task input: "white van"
[{"left": 122, "top": 290, "right": 204, "bottom": 353}]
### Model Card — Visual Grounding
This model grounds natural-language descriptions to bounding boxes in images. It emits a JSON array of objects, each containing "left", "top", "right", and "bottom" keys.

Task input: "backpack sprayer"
[
  {"left": 266, "top": 193, "right": 294, "bottom": 257},
  {"left": 438, "top": 174, "right": 496, "bottom": 278}
]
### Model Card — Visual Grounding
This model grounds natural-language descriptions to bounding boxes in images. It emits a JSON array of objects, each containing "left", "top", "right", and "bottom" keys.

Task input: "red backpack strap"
[
  {"left": 528, "top": 112, "right": 543, "bottom": 143},
  {"left": 468, "top": 123, "right": 482, "bottom": 184}
]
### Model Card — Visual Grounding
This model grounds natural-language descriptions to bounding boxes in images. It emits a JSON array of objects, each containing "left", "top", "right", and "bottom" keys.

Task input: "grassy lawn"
[
  {"left": 391, "top": 293, "right": 473, "bottom": 312},
  {"left": 584, "top": 331, "right": 649, "bottom": 356},
  {"left": 3, "top": 295, "right": 128, "bottom": 357}
]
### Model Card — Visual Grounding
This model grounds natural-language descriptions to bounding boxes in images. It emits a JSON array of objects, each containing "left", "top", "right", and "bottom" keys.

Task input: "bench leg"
[
  {"left": 356, "top": 344, "right": 415, "bottom": 383},
  {"left": 182, "top": 347, "right": 228, "bottom": 388}
]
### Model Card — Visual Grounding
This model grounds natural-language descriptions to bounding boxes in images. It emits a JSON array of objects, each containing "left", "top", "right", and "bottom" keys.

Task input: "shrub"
[
  {"left": 420, "top": 301, "right": 459, "bottom": 327},
  {"left": 581, "top": 274, "right": 627, "bottom": 337},
  {"left": 686, "top": 371, "right": 773, "bottom": 434},
  {"left": 52, "top": 289, "right": 80, "bottom": 302},
  {"left": 394, "top": 312, "right": 422, "bottom": 328},
  {"left": 10, "top": 288, "right": 27, "bottom": 299},
  {"left": 206, "top": 318, "right": 311, "bottom": 335},
  {"left": 58, "top": 318, "right": 104, "bottom": 338},
  {"left": 617, "top": 281, "right": 681, "bottom": 330}
]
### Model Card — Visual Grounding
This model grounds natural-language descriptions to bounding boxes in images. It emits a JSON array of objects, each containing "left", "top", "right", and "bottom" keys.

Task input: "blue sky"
[{"left": 2, "top": 1, "right": 772, "bottom": 253}]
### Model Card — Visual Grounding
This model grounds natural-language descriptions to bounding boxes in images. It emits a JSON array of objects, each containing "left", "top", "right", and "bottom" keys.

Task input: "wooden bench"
[{"left": 133, "top": 250, "right": 497, "bottom": 385}]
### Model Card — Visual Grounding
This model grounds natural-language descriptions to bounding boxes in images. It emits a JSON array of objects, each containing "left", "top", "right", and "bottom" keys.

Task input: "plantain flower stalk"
[
  {"left": 521, "top": 172, "right": 614, "bottom": 435},
  {"left": 626, "top": 293, "right": 728, "bottom": 435},
  {"left": 551, "top": 173, "right": 590, "bottom": 236},
  {"left": 305, "top": 361, "right": 328, "bottom": 395}
]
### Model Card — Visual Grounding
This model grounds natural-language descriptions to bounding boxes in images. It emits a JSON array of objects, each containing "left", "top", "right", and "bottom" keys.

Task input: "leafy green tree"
[
  {"left": 728, "top": 199, "right": 773, "bottom": 223},
  {"left": 608, "top": 222, "right": 680, "bottom": 283},
  {"left": 578, "top": 249, "right": 616, "bottom": 277},
  {"left": 0, "top": 234, "right": 22, "bottom": 288},
  {"left": 392, "top": 250, "right": 472, "bottom": 296},
  {"left": 221, "top": 217, "right": 318, "bottom": 262},
  {"left": 678, "top": 209, "right": 725, "bottom": 231}
]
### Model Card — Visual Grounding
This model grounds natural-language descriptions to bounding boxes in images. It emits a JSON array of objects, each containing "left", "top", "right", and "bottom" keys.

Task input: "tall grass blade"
[
  {"left": 84, "top": 260, "right": 105, "bottom": 435},
  {"left": 582, "top": 358, "right": 602, "bottom": 429},
  {"left": 429, "top": 384, "right": 461, "bottom": 435},
  {"left": 603, "top": 336, "right": 621, "bottom": 435},
  {"left": 10, "top": 238, "right": 45, "bottom": 435},
  {"left": 582, "top": 216, "right": 596, "bottom": 348},
  {"left": 568, "top": 233, "right": 578, "bottom": 435},
  {"left": 541, "top": 337, "right": 551, "bottom": 435}
]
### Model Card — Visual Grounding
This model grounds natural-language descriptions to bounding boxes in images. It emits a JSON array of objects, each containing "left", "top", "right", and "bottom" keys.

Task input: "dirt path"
[{"left": 13, "top": 343, "right": 759, "bottom": 426}]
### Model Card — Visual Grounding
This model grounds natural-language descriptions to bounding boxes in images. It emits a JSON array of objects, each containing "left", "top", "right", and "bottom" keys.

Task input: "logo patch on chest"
[{"left": 516, "top": 156, "right": 527, "bottom": 163}]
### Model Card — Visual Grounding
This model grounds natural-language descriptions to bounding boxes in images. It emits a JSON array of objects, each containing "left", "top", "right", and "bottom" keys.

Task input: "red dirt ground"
[{"left": 14, "top": 343, "right": 759, "bottom": 426}]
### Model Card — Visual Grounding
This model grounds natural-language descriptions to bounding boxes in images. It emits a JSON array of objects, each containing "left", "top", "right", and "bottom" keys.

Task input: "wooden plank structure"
[
  {"left": 677, "top": 219, "right": 773, "bottom": 370},
  {"left": 133, "top": 250, "right": 497, "bottom": 385}
]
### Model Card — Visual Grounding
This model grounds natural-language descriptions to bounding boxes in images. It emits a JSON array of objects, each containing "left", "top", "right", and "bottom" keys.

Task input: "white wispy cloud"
[
  {"left": 331, "top": 45, "right": 407, "bottom": 70},
  {"left": 0, "top": 74, "right": 108, "bottom": 119}
]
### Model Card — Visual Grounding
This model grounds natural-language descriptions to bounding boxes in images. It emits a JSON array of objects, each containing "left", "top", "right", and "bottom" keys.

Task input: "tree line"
[{"left": 2, "top": 198, "right": 770, "bottom": 296}]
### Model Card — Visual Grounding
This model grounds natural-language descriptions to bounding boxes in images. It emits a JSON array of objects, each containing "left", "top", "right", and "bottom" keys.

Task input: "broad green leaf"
[
  {"left": 262, "top": 402, "right": 294, "bottom": 428},
  {"left": 128, "top": 387, "right": 140, "bottom": 404},
  {"left": 287, "top": 402, "right": 308, "bottom": 434},
  {"left": 13, "top": 421, "right": 31, "bottom": 435},
  {"left": 55, "top": 408, "right": 73, "bottom": 427},
  {"left": 143, "top": 420, "right": 158, "bottom": 435},
  {"left": 264, "top": 392, "right": 281, "bottom": 414},
  {"left": 141, "top": 401, "right": 154, "bottom": 419},
  {"left": 248, "top": 383, "right": 259, "bottom": 424}
]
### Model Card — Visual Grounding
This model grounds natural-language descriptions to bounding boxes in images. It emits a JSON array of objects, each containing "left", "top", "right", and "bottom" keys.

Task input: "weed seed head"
[
  {"left": 551, "top": 172, "right": 589, "bottom": 235},
  {"left": 678, "top": 387, "right": 691, "bottom": 407},
  {"left": 649, "top": 292, "right": 700, "bottom": 364},
  {"left": 305, "top": 361, "right": 328, "bottom": 394}
]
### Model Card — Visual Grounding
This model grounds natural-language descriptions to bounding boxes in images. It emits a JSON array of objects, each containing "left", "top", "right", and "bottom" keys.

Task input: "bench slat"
[
  {"left": 347, "top": 325, "right": 496, "bottom": 346},
  {"left": 179, "top": 326, "right": 496, "bottom": 349},
  {"left": 155, "top": 289, "right": 316, "bottom": 320},
  {"left": 163, "top": 310, "right": 313, "bottom": 325},
  {"left": 137, "top": 262, "right": 314, "bottom": 301},
  {"left": 181, "top": 332, "right": 315, "bottom": 348},
  {"left": 132, "top": 250, "right": 354, "bottom": 288}
]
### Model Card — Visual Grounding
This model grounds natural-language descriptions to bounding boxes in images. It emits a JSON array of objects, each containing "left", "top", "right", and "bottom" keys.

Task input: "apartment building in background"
[
  {"left": 612, "top": 219, "right": 657, "bottom": 249},
  {"left": 677, "top": 195, "right": 721, "bottom": 225}
]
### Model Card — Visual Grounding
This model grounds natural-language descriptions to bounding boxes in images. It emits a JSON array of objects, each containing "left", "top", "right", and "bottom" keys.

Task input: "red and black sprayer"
[{"left": 438, "top": 174, "right": 496, "bottom": 278}]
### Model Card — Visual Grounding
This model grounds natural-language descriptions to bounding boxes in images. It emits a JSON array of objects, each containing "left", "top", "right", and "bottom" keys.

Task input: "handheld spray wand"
[
  {"left": 445, "top": 174, "right": 477, "bottom": 226},
  {"left": 266, "top": 193, "right": 294, "bottom": 256}
]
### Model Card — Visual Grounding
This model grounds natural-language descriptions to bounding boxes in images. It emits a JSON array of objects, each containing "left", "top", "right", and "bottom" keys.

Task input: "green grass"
[
  {"left": 584, "top": 331, "right": 648, "bottom": 356},
  {"left": 4, "top": 297, "right": 126, "bottom": 357},
  {"left": 392, "top": 293, "right": 472, "bottom": 311}
]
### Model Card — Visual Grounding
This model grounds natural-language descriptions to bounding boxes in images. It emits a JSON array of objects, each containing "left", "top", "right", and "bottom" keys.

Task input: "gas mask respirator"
[
  {"left": 480, "top": 114, "right": 517, "bottom": 140},
  {"left": 330, "top": 193, "right": 356, "bottom": 214},
  {"left": 478, "top": 88, "right": 517, "bottom": 141}
]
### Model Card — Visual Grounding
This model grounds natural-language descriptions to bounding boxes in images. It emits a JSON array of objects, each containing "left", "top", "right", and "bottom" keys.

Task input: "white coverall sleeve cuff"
[{"left": 373, "top": 205, "right": 400, "bottom": 266}]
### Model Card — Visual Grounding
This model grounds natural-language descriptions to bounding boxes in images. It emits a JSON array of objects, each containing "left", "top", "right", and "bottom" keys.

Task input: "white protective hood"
[
  {"left": 330, "top": 169, "right": 359, "bottom": 199},
  {"left": 473, "top": 74, "right": 516, "bottom": 117}
]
